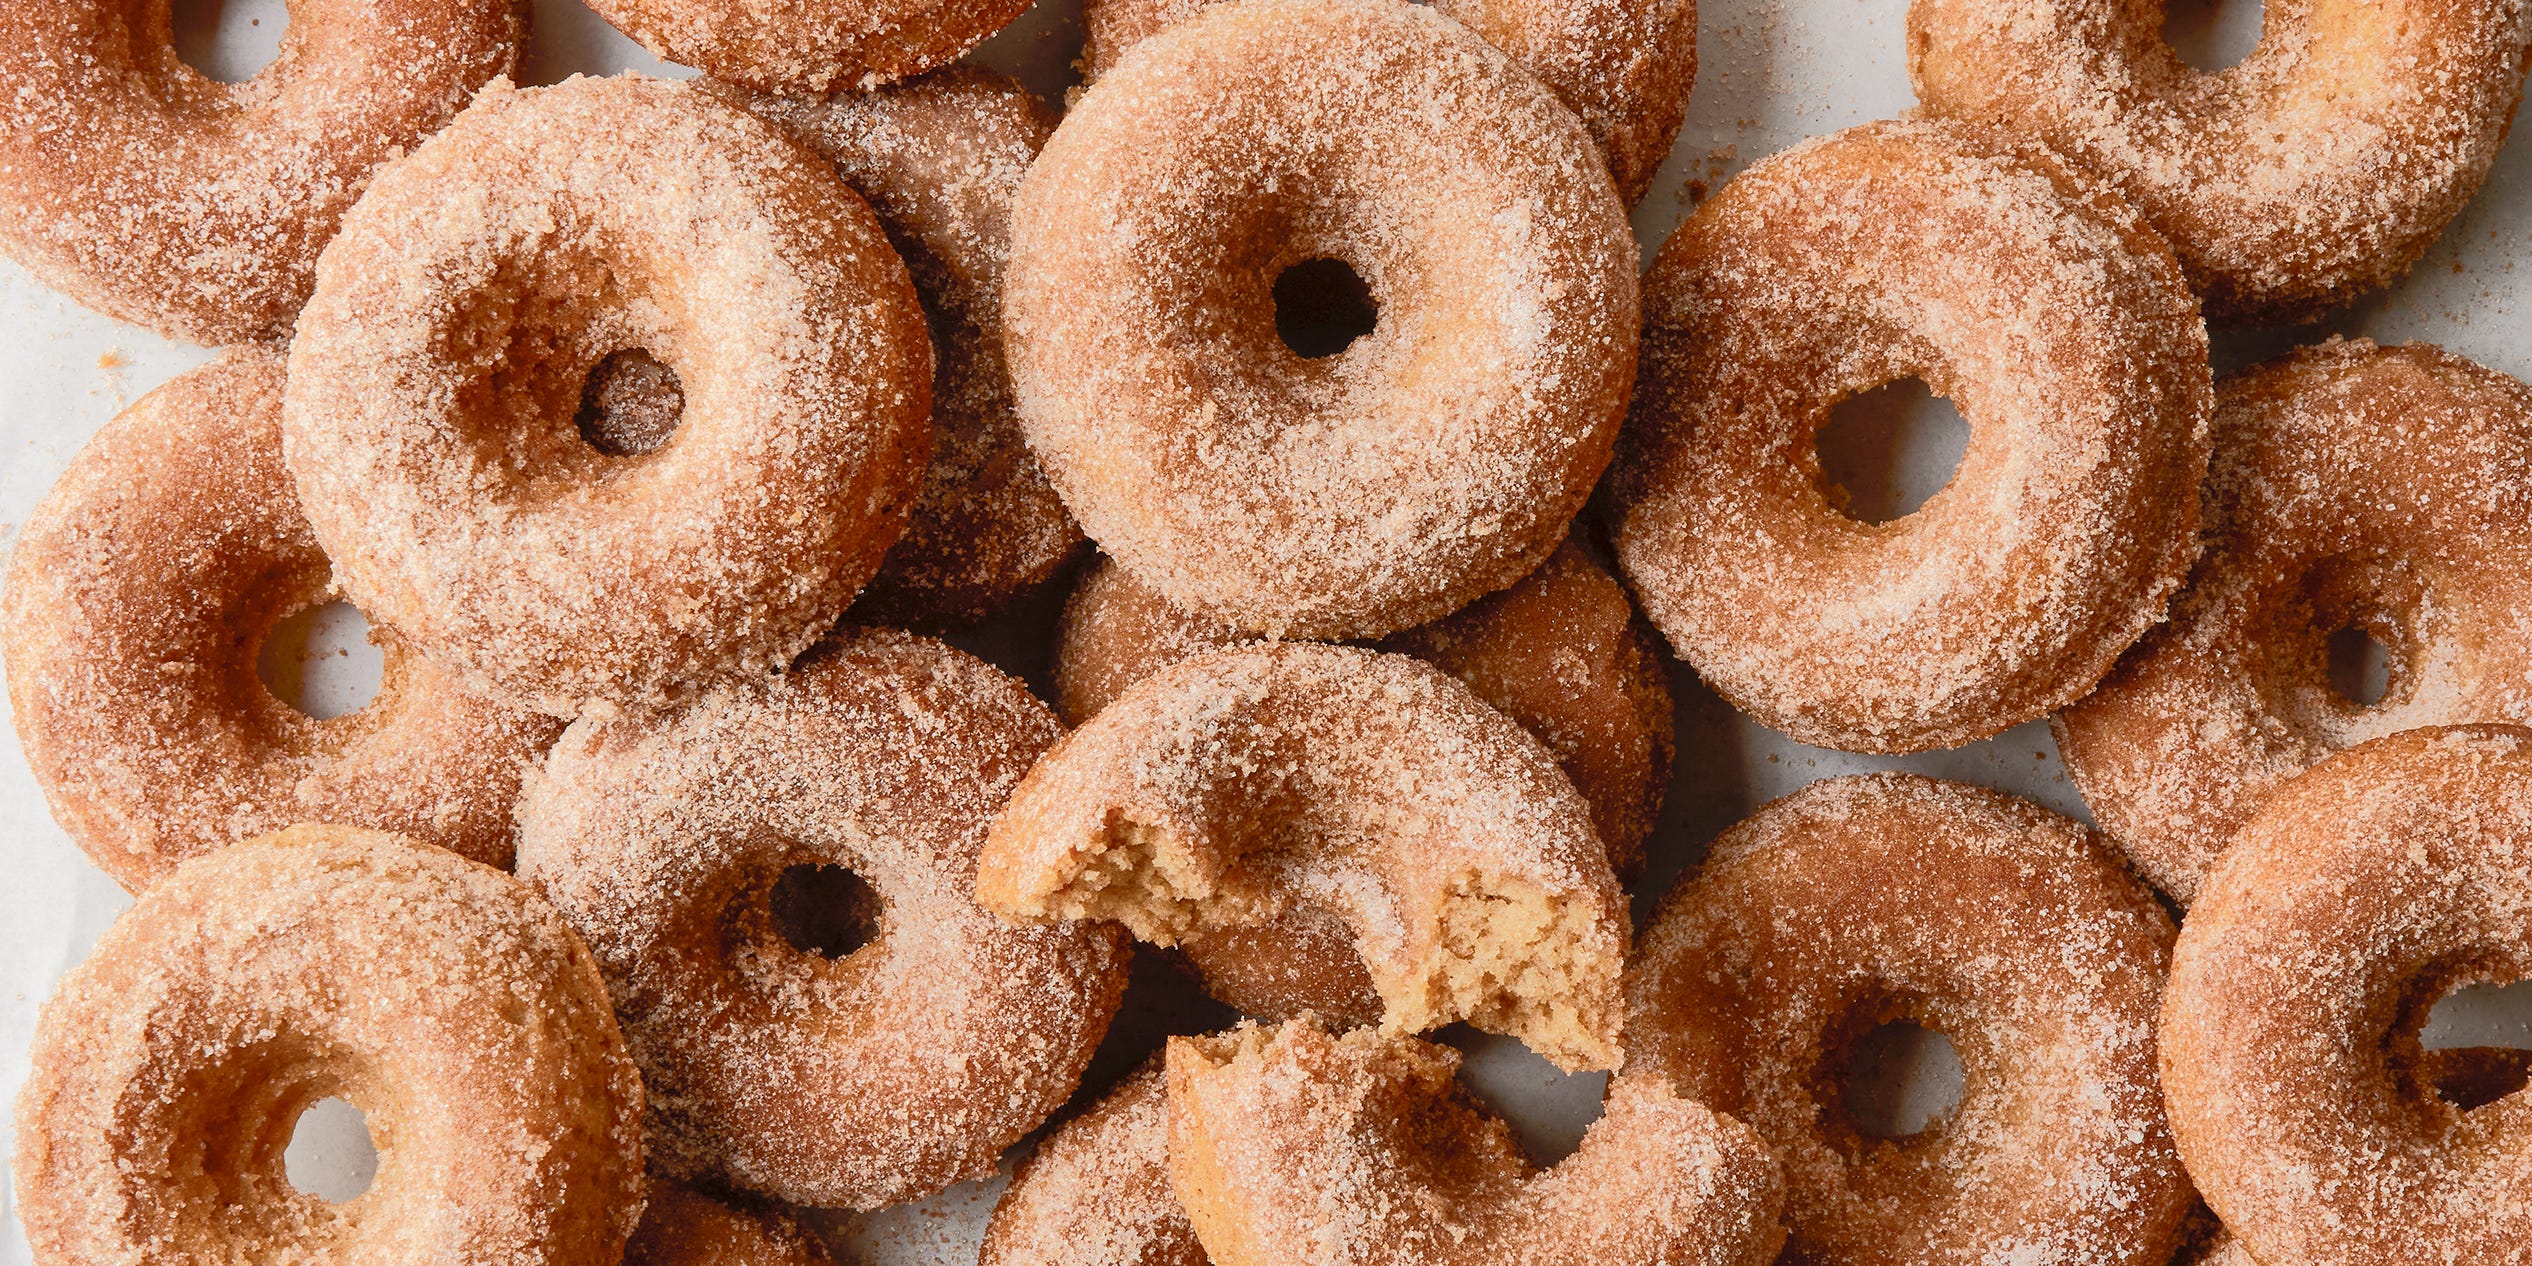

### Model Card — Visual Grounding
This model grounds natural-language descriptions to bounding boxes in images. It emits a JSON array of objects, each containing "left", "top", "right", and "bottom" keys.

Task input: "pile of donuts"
[{"left": 7, "top": 0, "right": 2532, "bottom": 1261}]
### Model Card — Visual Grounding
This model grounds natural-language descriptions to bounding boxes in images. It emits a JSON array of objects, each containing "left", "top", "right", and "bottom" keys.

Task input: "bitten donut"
[
  {"left": 283, "top": 75, "right": 933, "bottom": 717},
  {"left": 627, "top": 1179, "right": 835, "bottom": 1266},
  {"left": 1006, "top": 0, "right": 1639, "bottom": 641},
  {"left": 980, "top": 1060, "right": 1207, "bottom": 1266},
  {"left": 579, "top": 0, "right": 1030, "bottom": 94},
  {"left": 2162, "top": 725, "right": 2532, "bottom": 1266},
  {"left": 1612, "top": 119, "right": 2210, "bottom": 753},
  {"left": 1, "top": 349, "right": 560, "bottom": 891},
  {"left": 2059, "top": 340, "right": 2532, "bottom": 906},
  {"left": 516, "top": 630, "right": 1128, "bottom": 1209},
  {"left": 12, "top": 825, "right": 643, "bottom": 1266},
  {"left": 979, "top": 641, "right": 1628, "bottom": 1072},
  {"left": 1625, "top": 775, "right": 2193, "bottom": 1264},
  {"left": 0, "top": 0, "right": 522, "bottom": 345},
  {"left": 729, "top": 69, "right": 1084, "bottom": 629},
  {"left": 1910, "top": 0, "right": 2532, "bottom": 322}
]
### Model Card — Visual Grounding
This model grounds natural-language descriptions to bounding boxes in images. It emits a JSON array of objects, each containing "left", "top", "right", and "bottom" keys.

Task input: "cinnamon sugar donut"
[
  {"left": 0, "top": 0, "right": 523, "bottom": 345},
  {"left": 2162, "top": 725, "right": 2532, "bottom": 1266},
  {"left": 1910, "top": 0, "right": 2532, "bottom": 322},
  {"left": 515, "top": 630, "right": 1128, "bottom": 1209},
  {"left": 627, "top": 1179, "right": 835, "bottom": 1266},
  {"left": 580, "top": 0, "right": 1030, "bottom": 94},
  {"left": 2058, "top": 340, "right": 2532, "bottom": 906},
  {"left": 1005, "top": 0, "right": 1639, "bottom": 641},
  {"left": 282, "top": 75, "right": 932, "bottom": 717},
  {"left": 980, "top": 1060, "right": 1207, "bottom": 1266},
  {"left": 1, "top": 349, "right": 560, "bottom": 891},
  {"left": 12, "top": 825, "right": 644, "bottom": 1266},
  {"left": 1625, "top": 775, "right": 2193, "bottom": 1264},
  {"left": 1612, "top": 119, "right": 2210, "bottom": 753},
  {"left": 978, "top": 641, "right": 1628, "bottom": 1072}
]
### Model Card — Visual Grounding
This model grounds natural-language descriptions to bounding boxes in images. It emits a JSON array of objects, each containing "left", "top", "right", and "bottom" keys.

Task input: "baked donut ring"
[
  {"left": 2162, "top": 725, "right": 2532, "bottom": 1266},
  {"left": 12, "top": 825, "right": 643, "bottom": 1266},
  {"left": 283, "top": 75, "right": 933, "bottom": 717},
  {"left": 1909, "top": 0, "right": 2532, "bottom": 323},
  {"left": 1, "top": 348, "right": 560, "bottom": 891},
  {"left": 627, "top": 1178, "right": 835, "bottom": 1266},
  {"left": 978, "top": 641, "right": 1628, "bottom": 1072},
  {"left": 2058, "top": 339, "right": 2532, "bottom": 906},
  {"left": 579, "top": 0, "right": 1030, "bottom": 94},
  {"left": 980, "top": 1060, "right": 1207, "bottom": 1266},
  {"left": 1625, "top": 774, "right": 2193, "bottom": 1264},
  {"left": 515, "top": 630, "right": 1128, "bottom": 1209},
  {"left": 0, "top": 0, "right": 522, "bottom": 345},
  {"left": 1005, "top": 0, "right": 1639, "bottom": 641},
  {"left": 1612, "top": 119, "right": 2210, "bottom": 753},
  {"left": 1164, "top": 1021, "right": 1786, "bottom": 1266}
]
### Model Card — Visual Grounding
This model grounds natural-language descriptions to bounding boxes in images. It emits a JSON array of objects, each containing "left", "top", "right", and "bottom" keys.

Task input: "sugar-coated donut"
[
  {"left": 2058, "top": 339, "right": 2532, "bottom": 906},
  {"left": 0, "top": 0, "right": 523, "bottom": 345},
  {"left": 283, "top": 74, "right": 933, "bottom": 718},
  {"left": 1613, "top": 118, "right": 2211, "bottom": 753},
  {"left": 1005, "top": 0, "right": 1639, "bottom": 642},
  {"left": 980, "top": 1060, "right": 1207, "bottom": 1266},
  {"left": 1626, "top": 774, "right": 2193, "bottom": 1264},
  {"left": 12, "top": 825, "right": 644, "bottom": 1266},
  {"left": 627, "top": 1178, "right": 835, "bottom": 1266},
  {"left": 1, "top": 349, "right": 560, "bottom": 891},
  {"left": 579, "top": 0, "right": 1030, "bottom": 94},
  {"left": 516, "top": 630, "right": 1128, "bottom": 1209},
  {"left": 1164, "top": 1020, "right": 1787, "bottom": 1266},
  {"left": 1910, "top": 0, "right": 2532, "bottom": 323},
  {"left": 2162, "top": 725, "right": 2532, "bottom": 1266},
  {"left": 729, "top": 69, "right": 1083, "bottom": 630},
  {"left": 1076, "top": 0, "right": 1696, "bottom": 203}
]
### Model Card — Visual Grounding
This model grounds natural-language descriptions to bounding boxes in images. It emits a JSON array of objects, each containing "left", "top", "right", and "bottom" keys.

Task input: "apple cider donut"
[
  {"left": 0, "top": 0, "right": 522, "bottom": 345},
  {"left": 1612, "top": 119, "right": 2210, "bottom": 753},
  {"left": 1625, "top": 775, "right": 2193, "bottom": 1265},
  {"left": 627, "top": 1179, "right": 835, "bottom": 1266},
  {"left": 1910, "top": 0, "right": 2532, "bottom": 323},
  {"left": 2162, "top": 725, "right": 2532, "bottom": 1266},
  {"left": 2058, "top": 340, "right": 2532, "bottom": 906},
  {"left": 580, "top": 0, "right": 1030, "bottom": 94},
  {"left": 978, "top": 641, "right": 1628, "bottom": 1072},
  {"left": 980, "top": 1060, "right": 1208, "bottom": 1266},
  {"left": 515, "top": 630, "right": 1128, "bottom": 1210},
  {"left": 1, "top": 349, "right": 560, "bottom": 891},
  {"left": 12, "top": 825, "right": 644, "bottom": 1266},
  {"left": 1005, "top": 0, "right": 1639, "bottom": 641},
  {"left": 283, "top": 75, "right": 933, "bottom": 718}
]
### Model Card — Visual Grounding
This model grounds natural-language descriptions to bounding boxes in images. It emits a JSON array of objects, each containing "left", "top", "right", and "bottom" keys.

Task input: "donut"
[
  {"left": 980, "top": 1060, "right": 1207, "bottom": 1266},
  {"left": 2161, "top": 725, "right": 2532, "bottom": 1265},
  {"left": 12, "top": 825, "right": 643, "bottom": 1265},
  {"left": 577, "top": 0, "right": 1031, "bottom": 95},
  {"left": 1909, "top": 0, "right": 2532, "bottom": 323},
  {"left": 1163, "top": 1020, "right": 1786, "bottom": 1266},
  {"left": 0, "top": 0, "right": 523, "bottom": 345},
  {"left": 1625, "top": 774, "right": 2193, "bottom": 1264},
  {"left": 978, "top": 641, "right": 1628, "bottom": 1072},
  {"left": 627, "top": 1178, "right": 835, "bottom": 1266},
  {"left": 0, "top": 349, "right": 560, "bottom": 891},
  {"left": 515, "top": 629, "right": 1129, "bottom": 1209},
  {"left": 2057, "top": 339, "right": 2532, "bottom": 906},
  {"left": 1004, "top": 0, "right": 1639, "bottom": 642},
  {"left": 1611, "top": 118, "right": 2211, "bottom": 753},
  {"left": 282, "top": 74, "right": 933, "bottom": 718},
  {"left": 725, "top": 69, "right": 1084, "bottom": 630},
  {"left": 1076, "top": 0, "right": 1696, "bottom": 203}
]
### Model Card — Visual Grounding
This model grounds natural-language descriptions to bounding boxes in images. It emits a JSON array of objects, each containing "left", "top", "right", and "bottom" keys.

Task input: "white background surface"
[{"left": 5, "top": 0, "right": 2532, "bottom": 1261}]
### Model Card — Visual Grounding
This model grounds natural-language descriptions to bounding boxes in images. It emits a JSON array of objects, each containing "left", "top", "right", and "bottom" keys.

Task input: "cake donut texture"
[
  {"left": 579, "top": 0, "right": 1031, "bottom": 94},
  {"left": 980, "top": 1061, "right": 1209, "bottom": 1266},
  {"left": 625, "top": 1178, "right": 835, "bottom": 1266}
]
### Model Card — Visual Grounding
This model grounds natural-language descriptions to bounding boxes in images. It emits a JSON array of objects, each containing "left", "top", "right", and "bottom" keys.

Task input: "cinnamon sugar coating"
[
  {"left": 1005, "top": 0, "right": 1639, "bottom": 641},
  {"left": 579, "top": 0, "right": 1030, "bottom": 94},
  {"left": 282, "top": 74, "right": 933, "bottom": 718},
  {"left": 1, "top": 349, "right": 560, "bottom": 891},
  {"left": 0, "top": 0, "right": 523, "bottom": 345},
  {"left": 1613, "top": 118, "right": 2211, "bottom": 753},
  {"left": 981, "top": 1061, "right": 1209, "bottom": 1266},
  {"left": 625, "top": 1178, "right": 835, "bottom": 1266},
  {"left": 1626, "top": 775, "right": 2192, "bottom": 1265},
  {"left": 2162, "top": 725, "right": 2532, "bottom": 1266},
  {"left": 515, "top": 630, "right": 1128, "bottom": 1210},
  {"left": 2057, "top": 340, "right": 2532, "bottom": 907},
  {"left": 12, "top": 825, "right": 645, "bottom": 1266},
  {"left": 1910, "top": 0, "right": 2532, "bottom": 323}
]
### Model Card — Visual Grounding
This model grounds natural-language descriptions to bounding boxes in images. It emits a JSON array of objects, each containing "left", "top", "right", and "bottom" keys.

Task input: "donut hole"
[
  {"left": 1814, "top": 378, "right": 1970, "bottom": 525},
  {"left": 769, "top": 863, "right": 884, "bottom": 960},
  {"left": 2162, "top": 0, "right": 2264, "bottom": 74},
  {"left": 2325, "top": 623, "right": 2396, "bottom": 707},
  {"left": 1839, "top": 1019, "right": 1965, "bottom": 1140},
  {"left": 282, "top": 1096, "right": 379, "bottom": 1203},
  {"left": 575, "top": 348, "right": 685, "bottom": 457},
  {"left": 170, "top": 0, "right": 288, "bottom": 85},
  {"left": 2282, "top": 556, "right": 2425, "bottom": 725},
  {"left": 1435, "top": 1025, "right": 1610, "bottom": 1165},
  {"left": 2418, "top": 979, "right": 2532, "bottom": 1111},
  {"left": 256, "top": 600, "right": 384, "bottom": 721},
  {"left": 1272, "top": 257, "right": 1379, "bottom": 360}
]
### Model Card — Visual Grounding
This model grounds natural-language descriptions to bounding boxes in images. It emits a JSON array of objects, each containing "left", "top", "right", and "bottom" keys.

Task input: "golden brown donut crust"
[
  {"left": 0, "top": 0, "right": 524, "bottom": 345},
  {"left": 2161, "top": 725, "right": 2532, "bottom": 1266},
  {"left": 581, "top": 0, "right": 1030, "bottom": 94},
  {"left": 1625, "top": 774, "right": 2193, "bottom": 1265},
  {"left": 0, "top": 348, "right": 560, "bottom": 891},
  {"left": 2057, "top": 339, "right": 2532, "bottom": 907},
  {"left": 626, "top": 1178, "right": 835, "bottom": 1266},
  {"left": 1612, "top": 118, "right": 2211, "bottom": 753},
  {"left": 980, "top": 1061, "right": 1210, "bottom": 1266},
  {"left": 1005, "top": 0, "right": 1639, "bottom": 642},
  {"left": 11, "top": 825, "right": 645, "bottom": 1266}
]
